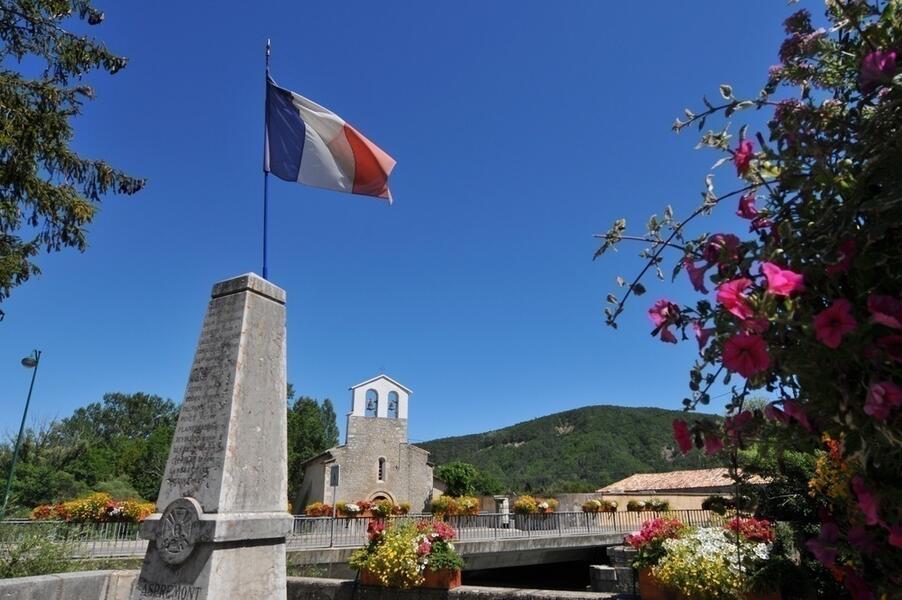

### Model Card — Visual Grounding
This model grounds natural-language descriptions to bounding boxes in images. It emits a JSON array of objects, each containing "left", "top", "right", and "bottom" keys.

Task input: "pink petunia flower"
[
  {"left": 722, "top": 333, "right": 771, "bottom": 378},
  {"left": 733, "top": 140, "right": 755, "bottom": 175},
  {"left": 703, "top": 432, "right": 724, "bottom": 455},
  {"left": 736, "top": 193, "right": 759, "bottom": 219},
  {"left": 813, "top": 299, "right": 857, "bottom": 349},
  {"left": 782, "top": 399, "right": 813, "bottom": 432},
  {"left": 859, "top": 49, "right": 897, "bottom": 94},
  {"left": 867, "top": 294, "right": 902, "bottom": 330},
  {"left": 826, "top": 239, "right": 856, "bottom": 276},
  {"left": 703, "top": 234, "right": 741, "bottom": 265},
  {"left": 876, "top": 335, "right": 902, "bottom": 363},
  {"left": 852, "top": 476, "right": 881, "bottom": 527},
  {"left": 683, "top": 258, "right": 709, "bottom": 294},
  {"left": 672, "top": 419, "right": 693, "bottom": 455},
  {"left": 864, "top": 381, "right": 902, "bottom": 421},
  {"left": 761, "top": 262, "right": 805, "bottom": 296},
  {"left": 648, "top": 299, "right": 680, "bottom": 344},
  {"left": 717, "top": 278, "right": 755, "bottom": 320},
  {"left": 889, "top": 525, "right": 902, "bottom": 549},
  {"left": 693, "top": 321, "right": 714, "bottom": 351},
  {"left": 806, "top": 522, "right": 839, "bottom": 567},
  {"left": 724, "top": 410, "right": 754, "bottom": 443}
]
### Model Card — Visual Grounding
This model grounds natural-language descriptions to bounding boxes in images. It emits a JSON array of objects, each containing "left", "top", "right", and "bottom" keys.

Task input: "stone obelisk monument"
[{"left": 132, "top": 274, "right": 292, "bottom": 600}]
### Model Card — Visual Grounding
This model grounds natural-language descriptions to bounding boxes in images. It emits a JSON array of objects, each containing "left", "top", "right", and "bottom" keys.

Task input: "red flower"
[
  {"left": 648, "top": 299, "right": 680, "bottom": 344},
  {"left": 703, "top": 432, "right": 724, "bottom": 455},
  {"left": 864, "top": 381, "right": 902, "bottom": 421},
  {"left": 736, "top": 193, "right": 759, "bottom": 219},
  {"left": 703, "top": 234, "right": 741, "bottom": 265},
  {"left": 683, "top": 258, "right": 709, "bottom": 294},
  {"left": 764, "top": 402, "right": 790, "bottom": 424},
  {"left": 813, "top": 299, "right": 857, "bottom": 349},
  {"left": 782, "top": 399, "right": 813, "bottom": 432},
  {"left": 716, "top": 278, "right": 755, "bottom": 320},
  {"left": 859, "top": 49, "right": 897, "bottom": 93},
  {"left": 724, "top": 410, "right": 754, "bottom": 443},
  {"left": 672, "top": 419, "right": 693, "bottom": 454},
  {"left": 761, "top": 262, "right": 804, "bottom": 296},
  {"left": 852, "top": 476, "right": 881, "bottom": 527},
  {"left": 826, "top": 239, "right": 855, "bottom": 276},
  {"left": 722, "top": 333, "right": 770, "bottom": 378},
  {"left": 889, "top": 525, "right": 902, "bottom": 549},
  {"left": 693, "top": 321, "right": 714, "bottom": 351},
  {"left": 733, "top": 140, "right": 755, "bottom": 175},
  {"left": 876, "top": 335, "right": 902, "bottom": 363},
  {"left": 366, "top": 520, "right": 385, "bottom": 541},
  {"left": 867, "top": 294, "right": 902, "bottom": 330},
  {"left": 726, "top": 517, "right": 774, "bottom": 543}
]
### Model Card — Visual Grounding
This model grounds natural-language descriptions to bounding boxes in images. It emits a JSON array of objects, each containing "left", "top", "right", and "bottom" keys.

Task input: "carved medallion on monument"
[{"left": 158, "top": 497, "right": 202, "bottom": 565}]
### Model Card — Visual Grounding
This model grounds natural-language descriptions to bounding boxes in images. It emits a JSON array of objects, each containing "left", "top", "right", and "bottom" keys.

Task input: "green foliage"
[
  {"left": 421, "top": 406, "right": 720, "bottom": 493},
  {"left": 0, "top": 0, "right": 145, "bottom": 317},
  {"left": 94, "top": 477, "right": 140, "bottom": 500},
  {"left": 0, "top": 522, "right": 76, "bottom": 578},
  {"left": 434, "top": 461, "right": 501, "bottom": 496},
  {"left": 287, "top": 394, "right": 340, "bottom": 502}
]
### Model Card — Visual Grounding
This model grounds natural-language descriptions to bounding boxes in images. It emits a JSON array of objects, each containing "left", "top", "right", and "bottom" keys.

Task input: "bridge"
[{"left": 0, "top": 509, "right": 720, "bottom": 572}]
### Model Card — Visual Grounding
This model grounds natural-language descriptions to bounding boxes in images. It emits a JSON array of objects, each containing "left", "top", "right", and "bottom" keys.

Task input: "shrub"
[
  {"left": 371, "top": 499, "right": 395, "bottom": 518},
  {"left": 645, "top": 498, "right": 670, "bottom": 512},
  {"left": 535, "top": 498, "right": 558, "bottom": 513},
  {"left": 0, "top": 522, "right": 78, "bottom": 578},
  {"left": 582, "top": 498, "right": 617, "bottom": 513},
  {"left": 304, "top": 502, "right": 333, "bottom": 517},
  {"left": 512, "top": 495, "right": 538, "bottom": 515},
  {"left": 456, "top": 496, "right": 479, "bottom": 516},
  {"left": 626, "top": 500, "right": 645, "bottom": 512},
  {"left": 430, "top": 495, "right": 459, "bottom": 517}
]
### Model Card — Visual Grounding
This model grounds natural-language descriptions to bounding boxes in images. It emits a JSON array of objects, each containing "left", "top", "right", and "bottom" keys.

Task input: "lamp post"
[{"left": 0, "top": 350, "right": 42, "bottom": 520}]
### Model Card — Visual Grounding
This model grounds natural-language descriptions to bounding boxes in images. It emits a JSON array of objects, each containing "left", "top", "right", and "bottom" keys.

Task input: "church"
[{"left": 295, "top": 374, "right": 436, "bottom": 513}]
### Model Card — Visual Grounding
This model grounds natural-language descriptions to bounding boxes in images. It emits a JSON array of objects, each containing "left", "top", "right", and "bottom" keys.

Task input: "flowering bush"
[
  {"left": 536, "top": 498, "right": 558, "bottom": 514},
  {"left": 725, "top": 516, "right": 775, "bottom": 544},
  {"left": 371, "top": 500, "right": 395, "bottom": 518},
  {"left": 582, "top": 498, "right": 617, "bottom": 513},
  {"left": 653, "top": 526, "right": 772, "bottom": 600},
  {"left": 625, "top": 517, "right": 687, "bottom": 569},
  {"left": 349, "top": 519, "right": 462, "bottom": 588},
  {"left": 304, "top": 502, "right": 333, "bottom": 517},
  {"left": 596, "top": 2, "right": 902, "bottom": 595},
  {"left": 455, "top": 496, "right": 479, "bottom": 516},
  {"left": 30, "top": 493, "right": 153, "bottom": 523},
  {"left": 512, "top": 495, "right": 537, "bottom": 514},
  {"left": 430, "top": 495, "right": 459, "bottom": 517}
]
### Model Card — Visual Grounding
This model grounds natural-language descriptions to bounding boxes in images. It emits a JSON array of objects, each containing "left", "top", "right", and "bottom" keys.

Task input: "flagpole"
[{"left": 262, "top": 38, "right": 271, "bottom": 280}]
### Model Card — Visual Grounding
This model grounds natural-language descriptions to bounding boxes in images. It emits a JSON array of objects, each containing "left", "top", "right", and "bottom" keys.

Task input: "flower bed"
[
  {"left": 31, "top": 492, "right": 154, "bottom": 523},
  {"left": 350, "top": 519, "right": 463, "bottom": 589},
  {"left": 627, "top": 517, "right": 784, "bottom": 600}
]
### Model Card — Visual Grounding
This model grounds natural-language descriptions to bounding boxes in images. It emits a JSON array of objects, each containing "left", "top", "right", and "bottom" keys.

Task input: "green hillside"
[{"left": 419, "top": 405, "right": 720, "bottom": 494}]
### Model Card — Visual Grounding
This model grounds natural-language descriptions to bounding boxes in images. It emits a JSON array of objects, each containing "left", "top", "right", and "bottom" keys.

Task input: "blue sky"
[{"left": 1, "top": 2, "right": 809, "bottom": 443}]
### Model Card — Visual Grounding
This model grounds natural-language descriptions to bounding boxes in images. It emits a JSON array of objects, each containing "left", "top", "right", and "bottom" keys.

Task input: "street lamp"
[{"left": 0, "top": 350, "right": 42, "bottom": 520}]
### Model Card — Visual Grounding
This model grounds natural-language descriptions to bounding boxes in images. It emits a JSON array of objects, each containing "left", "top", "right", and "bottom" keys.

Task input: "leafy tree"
[
  {"left": 0, "top": 0, "right": 145, "bottom": 317},
  {"left": 286, "top": 393, "right": 340, "bottom": 500},
  {"left": 435, "top": 461, "right": 503, "bottom": 496}
]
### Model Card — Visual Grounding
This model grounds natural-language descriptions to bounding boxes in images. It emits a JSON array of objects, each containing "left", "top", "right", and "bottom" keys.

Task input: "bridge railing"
[{"left": 0, "top": 509, "right": 723, "bottom": 556}]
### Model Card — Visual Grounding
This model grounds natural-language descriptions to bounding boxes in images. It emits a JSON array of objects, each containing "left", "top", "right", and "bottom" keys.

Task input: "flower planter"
[
  {"left": 421, "top": 568, "right": 462, "bottom": 590},
  {"left": 638, "top": 569, "right": 781, "bottom": 600},
  {"left": 359, "top": 569, "right": 461, "bottom": 590}
]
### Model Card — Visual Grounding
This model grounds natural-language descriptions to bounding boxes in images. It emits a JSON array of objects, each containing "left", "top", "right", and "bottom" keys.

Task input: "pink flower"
[
  {"left": 764, "top": 402, "right": 790, "bottom": 424},
  {"left": 740, "top": 317, "right": 770, "bottom": 334},
  {"left": 750, "top": 217, "right": 773, "bottom": 232},
  {"left": 852, "top": 476, "right": 881, "bottom": 527},
  {"left": 813, "top": 299, "right": 857, "bottom": 349},
  {"left": 703, "top": 234, "right": 741, "bottom": 265},
  {"left": 417, "top": 539, "right": 432, "bottom": 555},
  {"left": 806, "top": 522, "right": 839, "bottom": 566},
  {"left": 864, "top": 381, "right": 902, "bottom": 421},
  {"left": 693, "top": 321, "right": 714, "bottom": 351},
  {"left": 717, "top": 278, "right": 755, "bottom": 320},
  {"left": 826, "top": 239, "right": 855, "bottom": 276},
  {"left": 761, "top": 262, "right": 805, "bottom": 296},
  {"left": 867, "top": 294, "right": 902, "bottom": 330},
  {"left": 847, "top": 526, "right": 878, "bottom": 555},
  {"left": 859, "top": 50, "right": 897, "bottom": 93},
  {"left": 877, "top": 335, "right": 902, "bottom": 363},
  {"left": 782, "top": 399, "right": 813, "bottom": 432},
  {"left": 683, "top": 258, "right": 709, "bottom": 294},
  {"left": 733, "top": 140, "right": 755, "bottom": 175},
  {"left": 736, "top": 193, "right": 759, "bottom": 219},
  {"left": 843, "top": 569, "right": 875, "bottom": 600},
  {"left": 725, "top": 410, "right": 754, "bottom": 443},
  {"left": 722, "top": 333, "right": 770, "bottom": 378},
  {"left": 889, "top": 525, "right": 902, "bottom": 549},
  {"left": 672, "top": 419, "right": 693, "bottom": 454},
  {"left": 648, "top": 299, "right": 680, "bottom": 344},
  {"left": 703, "top": 432, "right": 724, "bottom": 455}
]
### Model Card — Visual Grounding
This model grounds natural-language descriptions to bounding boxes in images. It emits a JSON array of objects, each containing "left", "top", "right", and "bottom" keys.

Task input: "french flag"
[{"left": 264, "top": 74, "right": 396, "bottom": 202}]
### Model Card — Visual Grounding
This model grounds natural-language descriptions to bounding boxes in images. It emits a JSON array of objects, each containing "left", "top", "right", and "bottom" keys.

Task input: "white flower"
[
  {"left": 346, "top": 503, "right": 360, "bottom": 512},
  {"left": 538, "top": 502, "right": 549, "bottom": 509}
]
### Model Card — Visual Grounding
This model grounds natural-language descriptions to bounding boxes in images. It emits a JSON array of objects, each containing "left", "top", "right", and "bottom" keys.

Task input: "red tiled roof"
[{"left": 597, "top": 468, "right": 765, "bottom": 493}]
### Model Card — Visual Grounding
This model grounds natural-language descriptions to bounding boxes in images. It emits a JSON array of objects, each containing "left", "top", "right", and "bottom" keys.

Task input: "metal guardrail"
[{"left": 0, "top": 509, "right": 722, "bottom": 558}]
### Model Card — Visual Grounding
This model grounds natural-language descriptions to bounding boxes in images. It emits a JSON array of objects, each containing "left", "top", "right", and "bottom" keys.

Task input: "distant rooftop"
[{"left": 597, "top": 468, "right": 766, "bottom": 494}]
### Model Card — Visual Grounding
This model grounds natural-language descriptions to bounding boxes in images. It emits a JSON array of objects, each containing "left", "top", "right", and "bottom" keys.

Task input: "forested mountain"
[{"left": 420, "top": 405, "right": 720, "bottom": 493}]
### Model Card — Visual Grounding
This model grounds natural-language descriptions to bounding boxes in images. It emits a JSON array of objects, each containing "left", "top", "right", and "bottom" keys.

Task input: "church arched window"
[
  {"left": 387, "top": 391, "right": 399, "bottom": 419},
  {"left": 365, "top": 389, "right": 378, "bottom": 417},
  {"left": 378, "top": 457, "right": 386, "bottom": 481}
]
